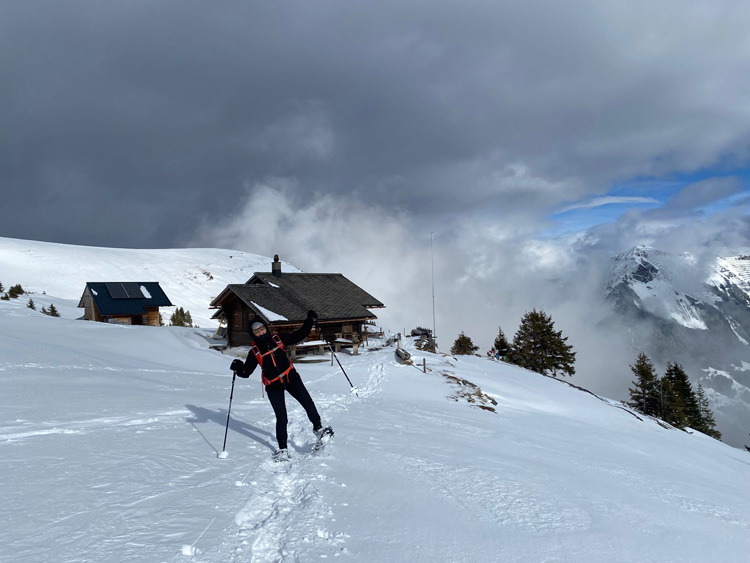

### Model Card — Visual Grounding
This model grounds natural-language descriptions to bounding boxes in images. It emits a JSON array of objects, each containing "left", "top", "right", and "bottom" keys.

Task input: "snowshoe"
[
  {"left": 272, "top": 448, "right": 290, "bottom": 463},
  {"left": 312, "top": 426, "right": 334, "bottom": 454}
]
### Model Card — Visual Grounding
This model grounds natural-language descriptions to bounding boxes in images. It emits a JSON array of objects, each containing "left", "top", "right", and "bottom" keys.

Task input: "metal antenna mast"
[{"left": 431, "top": 232, "right": 437, "bottom": 347}]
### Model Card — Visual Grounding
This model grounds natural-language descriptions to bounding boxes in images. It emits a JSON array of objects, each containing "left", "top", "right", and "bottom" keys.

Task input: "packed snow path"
[{"left": 2, "top": 305, "right": 750, "bottom": 562}]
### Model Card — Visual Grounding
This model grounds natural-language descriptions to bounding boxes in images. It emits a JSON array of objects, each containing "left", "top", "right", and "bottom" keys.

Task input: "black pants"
[{"left": 265, "top": 371, "right": 321, "bottom": 449}]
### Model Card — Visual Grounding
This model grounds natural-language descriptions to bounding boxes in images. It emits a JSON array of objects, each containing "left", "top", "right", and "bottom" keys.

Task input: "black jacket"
[{"left": 237, "top": 316, "right": 314, "bottom": 388}]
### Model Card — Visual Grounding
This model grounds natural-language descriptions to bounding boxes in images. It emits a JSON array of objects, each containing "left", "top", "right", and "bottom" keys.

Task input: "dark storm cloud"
[
  {"left": 5, "top": 0, "right": 750, "bottom": 444},
  {"left": 3, "top": 0, "right": 750, "bottom": 247}
]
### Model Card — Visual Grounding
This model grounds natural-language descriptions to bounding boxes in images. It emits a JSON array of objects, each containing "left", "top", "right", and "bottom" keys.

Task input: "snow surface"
[
  {"left": 0, "top": 236, "right": 300, "bottom": 328},
  {"left": 2, "top": 296, "right": 749, "bottom": 563},
  {"left": 629, "top": 279, "right": 708, "bottom": 330},
  {"left": 606, "top": 247, "right": 709, "bottom": 331},
  {"left": 251, "top": 302, "right": 288, "bottom": 322},
  {"left": 712, "top": 256, "right": 750, "bottom": 295}
]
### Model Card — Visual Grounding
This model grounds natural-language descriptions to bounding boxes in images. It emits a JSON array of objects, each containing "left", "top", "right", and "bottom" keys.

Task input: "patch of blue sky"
[
  {"left": 544, "top": 198, "right": 661, "bottom": 237},
  {"left": 698, "top": 191, "right": 750, "bottom": 215},
  {"left": 546, "top": 167, "right": 750, "bottom": 237},
  {"left": 604, "top": 179, "right": 685, "bottom": 201}
]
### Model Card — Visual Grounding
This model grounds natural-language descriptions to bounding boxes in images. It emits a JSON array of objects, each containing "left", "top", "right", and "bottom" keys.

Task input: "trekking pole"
[
  {"left": 325, "top": 340, "right": 359, "bottom": 397},
  {"left": 218, "top": 372, "right": 237, "bottom": 459}
]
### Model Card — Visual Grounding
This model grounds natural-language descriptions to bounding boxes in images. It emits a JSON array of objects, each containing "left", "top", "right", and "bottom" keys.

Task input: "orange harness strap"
[{"left": 251, "top": 334, "right": 294, "bottom": 386}]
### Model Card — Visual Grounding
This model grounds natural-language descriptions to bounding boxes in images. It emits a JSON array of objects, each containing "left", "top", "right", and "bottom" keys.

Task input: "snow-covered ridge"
[
  {"left": 604, "top": 245, "right": 710, "bottom": 330},
  {"left": 604, "top": 245, "right": 750, "bottom": 332},
  {"left": 604, "top": 245, "right": 667, "bottom": 288},
  {"left": 0, "top": 236, "right": 300, "bottom": 327},
  {"left": 711, "top": 255, "right": 750, "bottom": 294}
]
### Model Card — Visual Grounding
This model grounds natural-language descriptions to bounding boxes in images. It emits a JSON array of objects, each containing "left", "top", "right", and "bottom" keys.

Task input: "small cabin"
[
  {"left": 78, "top": 282, "right": 173, "bottom": 326},
  {"left": 210, "top": 256, "right": 384, "bottom": 355}
]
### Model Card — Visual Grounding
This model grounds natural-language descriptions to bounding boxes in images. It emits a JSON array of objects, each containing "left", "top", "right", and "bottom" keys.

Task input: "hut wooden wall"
[{"left": 144, "top": 308, "right": 161, "bottom": 326}]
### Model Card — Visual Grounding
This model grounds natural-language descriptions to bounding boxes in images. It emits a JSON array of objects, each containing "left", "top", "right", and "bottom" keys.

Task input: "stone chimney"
[{"left": 272, "top": 254, "right": 281, "bottom": 277}]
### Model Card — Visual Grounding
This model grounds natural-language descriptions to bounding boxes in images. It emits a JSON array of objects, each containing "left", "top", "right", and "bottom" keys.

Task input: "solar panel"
[
  {"left": 106, "top": 282, "right": 128, "bottom": 299},
  {"left": 105, "top": 282, "right": 144, "bottom": 299},
  {"left": 122, "top": 282, "right": 142, "bottom": 298}
]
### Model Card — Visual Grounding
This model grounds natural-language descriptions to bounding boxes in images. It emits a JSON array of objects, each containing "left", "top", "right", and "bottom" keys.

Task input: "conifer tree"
[
  {"left": 170, "top": 307, "right": 193, "bottom": 327},
  {"left": 170, "top": 307, "right": 184, "bottom": 327},
  {"left": 628, "top": 353, "right": 660, "bottom": 416},
  {"left": 510, "top": 309, "right": 576, "bottom": 377},
  {"left": 27, "top": 298, "right": 36, "bottom": 310},
  {"left": 8, "top": 284, "right": 25, "bottom": 299},
  {"left": 664, "top": 362, "right": 701, "bottom": 428},
  {"left": 695, "top": 384, "right": 722, "bottom": 440},
  {"left": 0, "top": 281, "right": 4, "bottom": 292},
  {"left": 47, "top": 303, "right": 61, "bottom": 317},
  {"left": 451, "top": 332, "right": 479, "bottom": 355},
  {"left": 656, "top": 375, "right": 683, "bottom": 427},
  {"left": 40, "top": 306, "right": 48, "bottom": 314},
  {"left": 493, "top": 326, "right": 511, "bottom": 359}
]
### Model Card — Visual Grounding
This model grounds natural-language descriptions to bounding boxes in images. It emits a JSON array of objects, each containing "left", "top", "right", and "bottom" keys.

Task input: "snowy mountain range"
[
  {"left": 2, "top": 251, "right": 749, "bottom": 562},
  {"left": 603, "top": 245, "right": 750, "bottom": 447}
]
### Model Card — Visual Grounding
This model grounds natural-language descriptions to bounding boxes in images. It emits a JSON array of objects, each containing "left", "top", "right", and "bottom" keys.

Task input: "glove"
[
  {"left": 307, "top": 310, "right": 318, "bottom": 320},
  {"left": 230, "top": 359, "right": 244, "bottom": 373}
]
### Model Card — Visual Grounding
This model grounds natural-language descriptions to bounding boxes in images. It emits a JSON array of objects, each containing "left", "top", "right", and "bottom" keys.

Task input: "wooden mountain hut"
[
  {"left": 78, "top": 282, "right": 173, "bottom": 326},
  {"left": 209, "top": 256, "right": 384, "bottom": 356}
]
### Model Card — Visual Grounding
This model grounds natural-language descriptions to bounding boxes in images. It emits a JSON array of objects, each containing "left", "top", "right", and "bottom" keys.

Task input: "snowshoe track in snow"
[
  {"left": 220, "top": 355, "right": 375, "bottom": 561},
  {"left": 232, "top": 463, "right": 348, "bottom": 562}
]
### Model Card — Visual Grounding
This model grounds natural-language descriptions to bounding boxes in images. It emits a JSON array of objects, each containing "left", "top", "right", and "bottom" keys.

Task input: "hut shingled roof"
[{"left": 210, "top": 272, "right": 384, "bottom": 324}]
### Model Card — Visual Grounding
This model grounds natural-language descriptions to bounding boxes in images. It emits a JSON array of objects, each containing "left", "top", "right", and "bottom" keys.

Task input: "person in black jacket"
[{"left": 230, "top": 310, "right": 332, "bottom": 461}]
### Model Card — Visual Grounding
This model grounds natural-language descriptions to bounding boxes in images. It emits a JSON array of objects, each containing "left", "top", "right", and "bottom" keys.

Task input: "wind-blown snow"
[{"left": 1, "top": 295, "right": 749, "bottom": 562}]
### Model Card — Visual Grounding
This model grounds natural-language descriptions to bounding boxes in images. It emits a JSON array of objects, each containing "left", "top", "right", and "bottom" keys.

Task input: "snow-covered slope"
[
  {"left": 1, "top": 297, "right": 749, "bottom": 563},
  {"left": 604, "top": 245, "right": 708, "bottom": 330},
  {"left": 0, "top": 236, "right": 300, "bottom": 328},
  {"left": 713, "top": 255, "right": 750, "bottom": 296},
  {"left": 603, "top": 245, "right": 750, "bottom": 447}
]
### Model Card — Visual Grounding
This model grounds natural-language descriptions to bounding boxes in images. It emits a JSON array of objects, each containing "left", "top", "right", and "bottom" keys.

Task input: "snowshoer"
[{"left": 230, "top": 310, "right": 332, "bottom": 460}]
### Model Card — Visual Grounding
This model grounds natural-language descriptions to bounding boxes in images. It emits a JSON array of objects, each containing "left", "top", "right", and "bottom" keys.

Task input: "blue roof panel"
[{"left": 86, "top": 282, "right": 173, "bottom": 316}]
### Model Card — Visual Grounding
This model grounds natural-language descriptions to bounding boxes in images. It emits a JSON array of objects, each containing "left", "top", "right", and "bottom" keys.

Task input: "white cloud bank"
[{"left": 192, "top": 176, "right": 750, "bottom": 403}]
